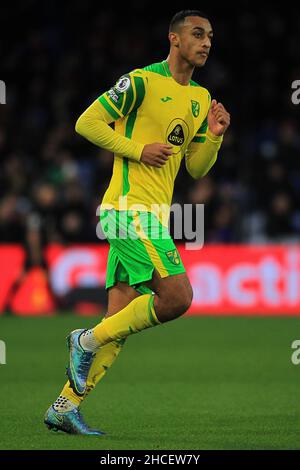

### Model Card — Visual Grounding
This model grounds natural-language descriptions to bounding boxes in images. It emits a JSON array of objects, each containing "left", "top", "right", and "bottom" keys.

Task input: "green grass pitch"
[{"left": 0, "top": 314, "right": 300, "bottom": 450}]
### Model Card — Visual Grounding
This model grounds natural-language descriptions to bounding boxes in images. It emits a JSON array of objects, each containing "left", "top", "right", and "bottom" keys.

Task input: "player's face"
[{"left": 177, "top": 16, "right": 213, "bottom": 67}]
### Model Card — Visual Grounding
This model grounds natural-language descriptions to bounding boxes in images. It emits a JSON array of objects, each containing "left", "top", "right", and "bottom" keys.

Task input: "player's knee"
[
  {"left": 172, "top": 287, "right": 193, "bottom": 317},
  {"left": 158, "top": 286, "right": 193, "bottom": 321}
]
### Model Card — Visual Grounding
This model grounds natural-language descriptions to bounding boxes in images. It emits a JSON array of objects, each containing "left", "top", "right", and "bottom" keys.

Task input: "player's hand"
[
  {"left": 208, "top": 100, "right": 230, "bottom": 136},
  {"left": 140, "top": 143, "right": 173, "bottom": 168}
]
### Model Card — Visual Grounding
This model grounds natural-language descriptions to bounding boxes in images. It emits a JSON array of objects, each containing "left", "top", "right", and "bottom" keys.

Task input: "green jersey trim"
[
  {"left": 98, "top": 95, "right": 121, "bottom": 120},
  {"left": 144, "top": 60, "right": 202, "bottom": 87},
  {"left": 133, "top": 75, "right": 146, "bottom": 110},
  {"left": 123, "top": 109, "right": 138, "bottom": 195},
  {"left": 198, "top": 116, "right": 208, "bottom": 133},
  {"left": 192, "top": 135, "right": 206, "bottom": 143},
  {"left": 143, "top": 61, "right": 169, "bottom": 77}
]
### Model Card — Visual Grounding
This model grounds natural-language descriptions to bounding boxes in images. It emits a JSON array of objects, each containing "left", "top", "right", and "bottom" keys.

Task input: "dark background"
[{"left": 1, "top": 1, "right": 300, "bottom": 261}]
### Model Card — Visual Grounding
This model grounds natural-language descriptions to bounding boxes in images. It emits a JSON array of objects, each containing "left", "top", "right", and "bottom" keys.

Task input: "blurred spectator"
[
  {"left": 0, "top": 195, "right": 25, "bottom": 243},
  {"left": 25, "top": 182, "right": 59, "bottom": 267},
  {"left": 266, "top": 192, "right": 295, "bottom": 239}
]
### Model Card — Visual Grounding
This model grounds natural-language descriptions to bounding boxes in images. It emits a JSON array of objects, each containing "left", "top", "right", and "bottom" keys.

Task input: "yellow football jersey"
[{"left": 97, "top": 60, "right": 212, "bottom": 222}]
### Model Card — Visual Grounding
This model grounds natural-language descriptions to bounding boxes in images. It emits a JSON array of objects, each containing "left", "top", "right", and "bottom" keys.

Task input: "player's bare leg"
[
  {"left": 106, "top": 281, "right": 141, "bottom": 317},
  {"left": 145, "top": 270, "right": 193, "bottom": 322},
  {"left": 66, "top": 268, "right": 193, "bottom": 396},
  {"left": 70, "top": 272, "right": 192, "bottom": 401},
  {"left": 78, "top": 275, "right": 192, "bottom": 403},
  {"left": 81, "top": 274, "right": 192, "bottom": 399}
]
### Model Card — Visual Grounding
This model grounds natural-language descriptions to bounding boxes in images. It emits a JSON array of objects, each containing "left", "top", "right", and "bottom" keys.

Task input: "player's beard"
[
  {"left": 182, "top": 51, "right": 207, "bottom": 69},
  {"left": 193, "top": 53, "right": 209, "bottom": 68}
]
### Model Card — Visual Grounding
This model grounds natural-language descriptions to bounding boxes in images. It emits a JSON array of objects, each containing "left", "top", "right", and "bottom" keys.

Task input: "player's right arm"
[{"left": 75, "top": 71, "right": 172, "bottom": 167}]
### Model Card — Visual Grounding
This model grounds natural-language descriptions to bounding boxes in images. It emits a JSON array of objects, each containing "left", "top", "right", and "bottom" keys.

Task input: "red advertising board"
[
  {"left": 1, "top": 244, "right": 300, "bottom": 315},
  {"left": 0, "top": 246, "right": 25, "bottom": 313},
  {"left": 180, "top": 245, "right": 300, "bottom": 315}
]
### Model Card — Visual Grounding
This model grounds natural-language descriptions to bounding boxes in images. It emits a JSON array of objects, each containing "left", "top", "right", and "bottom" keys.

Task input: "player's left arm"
[{"left": 185, "top": 99, "right": 230, "bottom": 179}]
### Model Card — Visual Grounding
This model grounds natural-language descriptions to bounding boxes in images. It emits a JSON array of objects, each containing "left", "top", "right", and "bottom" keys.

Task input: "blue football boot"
[
  {"left": 66, "top": 329, "right": 95, "bottom": 396},
  {"left": 44, "top": 406, "right": 105, "bottom": 436}
]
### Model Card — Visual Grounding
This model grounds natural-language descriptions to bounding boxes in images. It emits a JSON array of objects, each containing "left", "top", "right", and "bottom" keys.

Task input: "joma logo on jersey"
[
  {"left": 161, "top": 96, "right": 172, "bottom": 102},
  {"left": 167, "top": 124, "right": 184, "bottom": 146},
  {"left": 191, "top": 100, "right": 200, "bottom": 117}
]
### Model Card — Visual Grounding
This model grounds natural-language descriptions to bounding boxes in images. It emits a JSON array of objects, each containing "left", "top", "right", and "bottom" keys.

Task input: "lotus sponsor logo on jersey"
[
  {"left": 168, "top": 124, "right": 184, "bottom": 146},
  {"left": 115, "top": 75, "right": 131, "bottom": 93},
  {"left": 191, "top": 100, "right": 200, "bottom": 117},
  {"left": 166, "top": 118, "right": 189, "bottom": 154}
]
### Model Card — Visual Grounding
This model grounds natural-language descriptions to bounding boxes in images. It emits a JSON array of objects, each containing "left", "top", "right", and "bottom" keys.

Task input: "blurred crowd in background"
[{"left": 1, "top": 1, "right": 300, "bottom": 267}]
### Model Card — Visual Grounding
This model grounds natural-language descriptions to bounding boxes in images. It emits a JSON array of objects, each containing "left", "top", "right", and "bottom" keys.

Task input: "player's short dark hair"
[{"left": 169, "top": 10, "right": 210, "bottom": 32}]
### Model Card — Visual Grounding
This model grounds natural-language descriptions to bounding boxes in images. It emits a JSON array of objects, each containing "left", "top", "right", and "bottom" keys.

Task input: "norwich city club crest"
[
  {"left": 191, "top": 100, "right": 200, "bottom": 117},
  {"left": 165, "top": 249, "right": 180, "bottom": 266}
]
